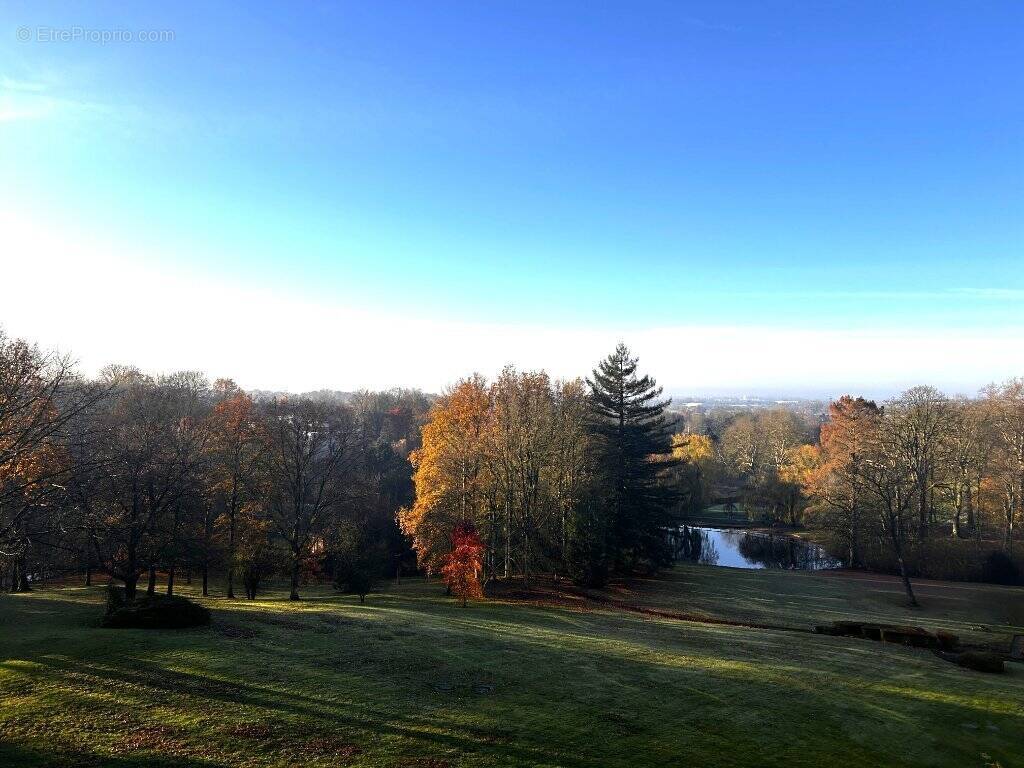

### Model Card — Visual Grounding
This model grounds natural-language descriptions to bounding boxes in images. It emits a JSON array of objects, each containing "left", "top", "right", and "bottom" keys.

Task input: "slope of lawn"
[
  {"left": 1, "top": 568, "right": 1022, "bottom": 768},
  {"left": 624, "top": 563, "right": 1024, "bottom": 646}
]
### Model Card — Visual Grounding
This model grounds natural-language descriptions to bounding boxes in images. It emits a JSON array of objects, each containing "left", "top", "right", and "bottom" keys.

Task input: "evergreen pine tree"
[{"left": 587, "top": 342, "right": 675, "bottom": 572}]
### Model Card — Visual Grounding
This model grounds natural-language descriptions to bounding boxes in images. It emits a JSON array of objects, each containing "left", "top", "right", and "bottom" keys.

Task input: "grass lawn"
[
  {"left": 683, "top": 504, "right": 752, "bottom": 527},
  {"left": 624, "top": 564, "right": 1024, "bottom": 646},
  {"left": 1, "top": 567, "right": 1022, "bottom": 768}
]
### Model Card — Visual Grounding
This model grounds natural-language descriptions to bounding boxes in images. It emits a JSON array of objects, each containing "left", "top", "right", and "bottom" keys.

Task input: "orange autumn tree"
[
  {"left": 808, "top": 396, "right": 881, "bottom": 567},
  {"left": 205, "top": 385, "right": 263, "bottom": 599},
  {"left": 441, "top": 523, "right": 484, "bottom": 607},
  {"left": 399, "top": 376, "right": 491, "bottom": 575}
]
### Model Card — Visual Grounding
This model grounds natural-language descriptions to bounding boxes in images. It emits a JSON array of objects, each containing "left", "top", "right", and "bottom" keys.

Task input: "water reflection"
[
  {"left": 675, "top": 525, "right": 720, "bottom": 566},
  {"left": 672, "top": 526, "right": 843, "bottom": 570}
]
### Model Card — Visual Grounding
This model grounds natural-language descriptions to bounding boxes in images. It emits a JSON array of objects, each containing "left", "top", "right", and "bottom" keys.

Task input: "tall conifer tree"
[{"left": 587, "top": 343, "right": 675, "bottom": 572}]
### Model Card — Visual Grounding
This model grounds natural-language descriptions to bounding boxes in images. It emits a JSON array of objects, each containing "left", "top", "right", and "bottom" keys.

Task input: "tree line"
[
  {"left": 7, "top": 322, "right": 1019, "bottom": 604},
  {"left": 673, "top": 384, "right": 1024, "bottom": 596},
  {"left": 1, "top": 332, "right": 678, "bottom": 596},
  {"left": 0, "top": 330, "right": 430, "bottom": 599}
]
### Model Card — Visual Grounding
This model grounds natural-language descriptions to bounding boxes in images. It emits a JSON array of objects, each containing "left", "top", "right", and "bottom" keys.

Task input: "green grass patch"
[
  {"left": 684, "top": 504, "right": 752, "bottom": 527},
  {"left": 1, "top": 568, "right": 1022, "bottom": 767}
]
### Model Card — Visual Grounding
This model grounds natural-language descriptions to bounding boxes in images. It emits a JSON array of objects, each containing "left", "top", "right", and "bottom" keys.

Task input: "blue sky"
[{"left": 1, "top": 2, "right": 1023, "bottom": 394}]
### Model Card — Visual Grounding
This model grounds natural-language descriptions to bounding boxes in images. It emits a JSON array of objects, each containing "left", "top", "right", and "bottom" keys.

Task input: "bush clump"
[
  {"left": 102, "top": 587, "right": 211, "bottom": 629},
  {"left": 981, "top": 551, "right": 1021, "bottom": 586},
  {"left": 955, "top": 651, "right": 1005, "bottom": 674},
  {"left": 333, "top": 561, "right": 378, "bottom": 604},
  {"left": 880, "top": 626, "right": 933, "bottom": 648}
]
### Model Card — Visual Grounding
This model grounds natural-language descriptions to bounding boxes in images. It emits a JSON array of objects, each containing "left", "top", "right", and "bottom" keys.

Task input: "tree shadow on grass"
[
  {"left": 21, "top": 653, "right": 598, "bottom": 768},
  {"left": 0, "top": 741, "right": 218, "bottom": 768},
  {"left": 9, "top": 585, "right": 1024, "bottom": 768}
]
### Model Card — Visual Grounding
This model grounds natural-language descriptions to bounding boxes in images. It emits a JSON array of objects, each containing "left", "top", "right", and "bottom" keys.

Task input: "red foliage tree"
[{"left": 441, "top": 524, "right": 484, "bottom": 607}]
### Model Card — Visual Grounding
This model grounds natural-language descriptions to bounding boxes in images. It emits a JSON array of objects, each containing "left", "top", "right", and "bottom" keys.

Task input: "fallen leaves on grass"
[
  {"left": 224, "top": 722, "right": 278, "bottom": 740},
  {"left": 113, "top": 724, "right": 190, "bottom": 756},
  {"left": 293, "top": 736, "right": 362, "bottom": 759},
  {"left": 220, "top": 721, "right": 362, "bottom": 761}
]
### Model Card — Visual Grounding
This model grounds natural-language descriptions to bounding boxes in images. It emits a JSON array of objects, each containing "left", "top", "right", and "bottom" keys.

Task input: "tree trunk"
[
  {"left": 896, "top": 555, "right": 917, "bottom": 607},
  {"left": 227, "top": 480, "right": 238, "bottom": 598},
  {"left": 289, "top": 552, "right": 301, "bottom": 600},
  {"left": 166, "top": 565, "right": 175, "bottom": 596},
  {"left": 848, "top": 497, "right": 858, "bottom": 567},
  {"left": 889, "top": 528, "right": 918, "bottom": 607},
  {"left": 85, "top": 564, "right": 92, "bottom": 587},
  {"left": 124, "top": 572, "right": 139, "bottom": 600},
  {"left": 147, "top": 564, "right": 157, "bottom": 595},
  {"left": 202, "top": 565, "right": 209, "bottom": 597},
  {"left": 227, "top": 507, "right": 237, "bottom": 599},
  {"left": 918, "top": 483, "right": 929, "bottom": 537},
  {"left": 966, "top": 483, "right": 976, "bottom": 534},
  {"left": 952, "top": 485, "right": 962, "bottom": 539},
  {"left": 504, "top": 497, "right": 511, "bottom": 580},
  {"left": 522, "top": 520, "right": 530, "bottom": 589},
  {"left": 16, "top": 557, "right": 31, "bottom": 592}
]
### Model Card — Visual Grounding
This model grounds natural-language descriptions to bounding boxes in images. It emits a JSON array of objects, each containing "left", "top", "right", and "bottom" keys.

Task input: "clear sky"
[{"left": 2, "top": 2, "right": 1022, "bottom": 397}]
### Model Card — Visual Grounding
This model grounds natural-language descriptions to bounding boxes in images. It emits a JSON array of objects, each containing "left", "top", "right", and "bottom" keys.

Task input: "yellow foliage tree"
[
  {"left": 398, "top": 375, "right": 491, "bottom": 575},
  {"left": 671, "top": 433, "right": 714, "bottom": 463},
  {"left": 780, "top": 443, "right": 822, "bottom": 490}
]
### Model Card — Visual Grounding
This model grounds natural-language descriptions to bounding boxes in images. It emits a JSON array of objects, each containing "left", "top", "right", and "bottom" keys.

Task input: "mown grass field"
[
  {"left": 1, "top": 566, "right": 1022, "bottom": 768},
  {"left": 680, "top": 503, "right": 751, "bottom": 527}
]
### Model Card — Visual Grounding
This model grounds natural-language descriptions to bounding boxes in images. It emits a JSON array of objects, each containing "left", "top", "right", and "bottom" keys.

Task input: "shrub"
[
  {"left": 955, "top": 651, "right": 1005, "bottom": 674},
  {"left": 442, "top": 524, "right": 484, "bottom": 607},
  {"left": 829, "top": 620, "right": 867, "bottom": 637},
  {"left": 981, "top": 551, "right": 1021, "bottom": 586},
  {"left": 879, "top": 626, "right": 933, "bottom": 648},
  {"left": 102, "top": 593, "right": 211, "bottom": 629},
  {"left": 329, "top": 524, "right": 385, "bottom": 604},
  {"left": 106, "top": 583, "right": 128, "bottom": 613},
  {"left": 333, "top": 561, "right": 377, "bottom": 604}
]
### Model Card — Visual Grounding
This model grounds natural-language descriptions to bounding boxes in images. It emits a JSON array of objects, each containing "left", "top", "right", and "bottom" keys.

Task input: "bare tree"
[
  {"left": 886, "top": 386, "right": 950, "bottom": 537},
  {"left": 487, "top": 367, "right": 554, "bottom": 585},
  {"left": 260, "top": 398, "right": 361, "bottom": 600},
  {"left": 0, "top": 332, "right": 106, "bottom": 556},
  {"left": 983, "top": 379, "right": 1024, "bottom": 554},
  {"left": 67, "top": 369, "right": 210, "bottom": 599},
  {"left": 939, "top": 397, "right": 990, "bottom": 538},
  {"left": 549, "top": 378, "right": 592, "bottom": 575},
  {"left": 861, "top": 407, "right": 920, "bottom": 606}
]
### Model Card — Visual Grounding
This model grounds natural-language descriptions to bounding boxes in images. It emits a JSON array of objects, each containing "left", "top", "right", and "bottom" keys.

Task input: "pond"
[{"left": 672, "top": 525, "right": 843, "bottom": 571}]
